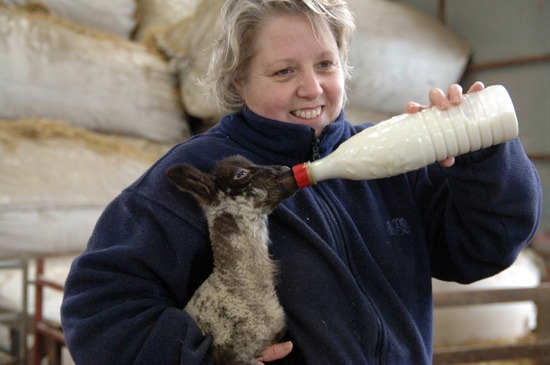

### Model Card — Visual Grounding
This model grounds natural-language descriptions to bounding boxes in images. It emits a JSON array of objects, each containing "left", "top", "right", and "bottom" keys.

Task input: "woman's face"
[{"left": 234, "top": 14, "right": 345, "bottom": 136}]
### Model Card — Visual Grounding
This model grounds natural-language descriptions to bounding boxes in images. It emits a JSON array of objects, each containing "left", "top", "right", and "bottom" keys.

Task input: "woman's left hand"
[
  {"left": 405, "top": 81, "right": 486, "bottom": 168},
  {"left": 257, "top": 341, "right": 293, "bottom": 364}
]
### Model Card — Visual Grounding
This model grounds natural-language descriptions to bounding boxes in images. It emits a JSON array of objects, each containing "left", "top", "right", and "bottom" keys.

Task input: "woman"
[{"left": 61, "top": 0, "right": 541, "bottom": 364}]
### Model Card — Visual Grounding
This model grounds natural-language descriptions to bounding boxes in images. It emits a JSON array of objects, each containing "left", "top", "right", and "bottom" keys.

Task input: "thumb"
[{"left": 258, "top": 341, "right": 293, "bottom": 362}]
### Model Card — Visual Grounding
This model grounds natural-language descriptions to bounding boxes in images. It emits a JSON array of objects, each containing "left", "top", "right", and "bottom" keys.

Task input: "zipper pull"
[{"left": 312, "top": 137, "right": 321, "bottom": 161}]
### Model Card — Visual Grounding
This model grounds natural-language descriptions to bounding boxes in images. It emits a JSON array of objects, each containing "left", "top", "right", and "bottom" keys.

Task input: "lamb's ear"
[{"left": 165, "top": 164, "right": 215, "bottom": 204}]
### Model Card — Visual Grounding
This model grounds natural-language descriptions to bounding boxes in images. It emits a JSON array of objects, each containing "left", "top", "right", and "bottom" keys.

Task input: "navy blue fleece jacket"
[{"left": 61, "top": 108, "right": 541, "bottom": 364}]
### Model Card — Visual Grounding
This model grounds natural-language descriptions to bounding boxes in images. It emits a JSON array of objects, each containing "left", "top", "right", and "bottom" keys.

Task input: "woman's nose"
[{"left": 296, "top": 71, "right": 323, "bottom": 99}]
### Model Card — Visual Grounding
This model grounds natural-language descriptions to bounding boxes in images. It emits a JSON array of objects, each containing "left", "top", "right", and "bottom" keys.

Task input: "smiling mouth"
[{"left": 291, "top": 107, "right": 322, "bottom": 119}]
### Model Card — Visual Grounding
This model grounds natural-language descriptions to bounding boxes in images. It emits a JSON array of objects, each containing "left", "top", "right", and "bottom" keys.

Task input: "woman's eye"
[
  {"left": 320, "top": 60, "right": 334, "bottom": 68},
  {"left": 276, "top": 68, "right": 291, "bottom": 76},
  {"left": 235, "top": 169, "right": 248, "bottom": 179}
]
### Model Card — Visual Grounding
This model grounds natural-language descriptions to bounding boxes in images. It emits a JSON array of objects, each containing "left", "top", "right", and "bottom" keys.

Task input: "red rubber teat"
[{"left": 292, "top": 163, "right": 312, "bottom": 189}]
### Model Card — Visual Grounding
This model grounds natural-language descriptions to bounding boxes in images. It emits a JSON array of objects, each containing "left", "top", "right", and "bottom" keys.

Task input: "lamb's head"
[{"left": 166, "top": 155, "right": 298, "bottom": 213}]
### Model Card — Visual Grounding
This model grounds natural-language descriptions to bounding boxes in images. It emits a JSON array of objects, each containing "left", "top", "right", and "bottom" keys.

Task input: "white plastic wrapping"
[
  {"left": 134, "top": 0, "right": 201, "bottom": 40},
  {"left": 0, "top": 119, "right": 172, "bottom": 258},
  {"left": 346, "top": 0, "right": 470, "bottom": 114},
  {"left": 0, "top": 0, "right": 137, "bottom": 38},
  {"left": 0, "top": 7, "right": 190, "bottom": 143},
  {"left": 154, "top": 0, "right": 224, "bottom": 121}
]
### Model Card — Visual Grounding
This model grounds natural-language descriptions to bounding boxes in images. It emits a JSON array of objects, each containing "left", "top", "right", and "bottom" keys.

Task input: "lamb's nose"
[
  {"left": 277, "top": 166, "right": 291, "bottom": 175},
  {"left": 270, "top": 165, "right": 291, "bottom": 173}
]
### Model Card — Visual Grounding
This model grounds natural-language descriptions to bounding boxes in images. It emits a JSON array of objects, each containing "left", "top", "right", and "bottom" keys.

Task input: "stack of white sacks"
[
  {"left": 3, "top": 0, "right": 536, "bottom": 353},
  {"left": 0, "top": 0, "right": 200, "bottom": 258}
]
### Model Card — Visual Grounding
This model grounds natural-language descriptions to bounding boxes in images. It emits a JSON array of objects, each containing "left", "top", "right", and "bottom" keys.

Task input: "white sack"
[
  {"left": 155, "top": 0, "right": 469, "bottom": 121},
  {"left": 0, "top": 119, "right": 172, "bottom": 258},
  {"left": 433, "top": 249, "right": 542, "bottom": 347},
  {"left": 37, "top": 0, "right": 137, "bottom": 38},
  {"left": 1, "top": 207, "right": 105, "bottom": 259},
  {"left": 134, "top": 0, "right": 201, "bottom": 40},
  {"left": 0, "top": 7, "right": 190, "bottom": 143},
  {"left": 346, "top": 0, "right": 470, "bottom": 114},
  {"left": 154, "top": 0, "right": 224, "bottom": 121},
  {"left": 0, "top": 0, "right": 137, "bottom": 38}
]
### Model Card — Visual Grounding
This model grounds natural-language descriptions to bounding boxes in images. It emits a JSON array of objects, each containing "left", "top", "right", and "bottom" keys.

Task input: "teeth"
[{"left": 293, "top": 107, "right": 321, "bottom": 119}]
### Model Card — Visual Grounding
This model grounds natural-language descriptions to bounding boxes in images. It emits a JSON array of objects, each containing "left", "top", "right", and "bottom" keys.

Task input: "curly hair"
[{"left": 206, "top": 0, "right": 356, "bottom": 113}]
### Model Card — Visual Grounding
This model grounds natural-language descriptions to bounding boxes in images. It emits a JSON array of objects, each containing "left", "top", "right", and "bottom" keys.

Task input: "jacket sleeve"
[
  {"left": 412, "top": 138, "right": 542, "bottom": 283},
  {"left": 61, "top": 189, "right": 215, "bottom": 365}
]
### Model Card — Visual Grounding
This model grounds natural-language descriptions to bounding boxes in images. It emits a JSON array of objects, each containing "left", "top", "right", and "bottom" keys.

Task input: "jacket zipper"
[
  {"left": 313, "top": 184, "right": 383, "bottom": 363},
  {"left": 311, "top": 133, "right": 384, "bottom": 364},
  {"left": 311, "top": 136, "right": 321, "bottom": 161},
  {"left": 375, "top": 314, "right": 384, "bottom": 365},
  {"left": 314, "top": 188, "right": 350, "bottom": 266},
  {"left": 311, "top": 136, "right": 349, "bottom": 264}
]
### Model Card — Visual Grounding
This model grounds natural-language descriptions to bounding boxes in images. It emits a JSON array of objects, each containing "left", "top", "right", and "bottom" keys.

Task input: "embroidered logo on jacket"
[{"left": 386, "top": 218, "right": 411, "bottom": 236}]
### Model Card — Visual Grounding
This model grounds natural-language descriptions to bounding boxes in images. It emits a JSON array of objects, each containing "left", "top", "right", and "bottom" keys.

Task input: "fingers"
[
  {"left": 258, "top": 341, "right": 293, "bottom": 363},
  {"left": 438, "top": 156, "right": 455, "bottom": 168},
  {"left": 428, "top": 88, "right": 448, "bottom": 110},
  {"left": 467, "top": 81, "right": 485, "bottom": 93},
  {"left": 409, "top": 81, "right": 485, "bottom": 114},
  {"left": 447, "top": 84, "right": 463, "bottom": 106},
  {"left": 428, "top": 86, "right": 458, "bottom": 111},
  {"left": 406, "top": 102, "right": 425, "bottom": 114}
]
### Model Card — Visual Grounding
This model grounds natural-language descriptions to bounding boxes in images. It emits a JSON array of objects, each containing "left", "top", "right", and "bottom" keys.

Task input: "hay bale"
[
  {"left": 0, "top": 0, "right": 137, "bottom": 38},
  {"left": 0, "top": 6, "right": 191, "bottom": 143},
  {"left": 0, "top": 118, "right": 172, "bottom": 258}
]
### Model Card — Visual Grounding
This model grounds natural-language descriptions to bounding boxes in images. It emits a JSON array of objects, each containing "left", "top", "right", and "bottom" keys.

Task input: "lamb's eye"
[{"left": 235, "top": 169, "right": 249, "bottom": 180}]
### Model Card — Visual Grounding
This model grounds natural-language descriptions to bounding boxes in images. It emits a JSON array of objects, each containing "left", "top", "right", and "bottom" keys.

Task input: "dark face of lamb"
[{"left": 166, "top": 155, "right": 298, "bottom": 212}]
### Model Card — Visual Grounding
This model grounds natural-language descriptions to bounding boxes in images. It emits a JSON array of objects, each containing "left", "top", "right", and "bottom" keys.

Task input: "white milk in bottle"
[{"left": 292, "top": 85, "right": 519, "bottom": 188}]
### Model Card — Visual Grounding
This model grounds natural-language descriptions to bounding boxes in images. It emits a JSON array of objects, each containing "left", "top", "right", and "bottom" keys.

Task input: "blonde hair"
[{"left": 206, "top": 0, "right": 356, "bottom": 113}]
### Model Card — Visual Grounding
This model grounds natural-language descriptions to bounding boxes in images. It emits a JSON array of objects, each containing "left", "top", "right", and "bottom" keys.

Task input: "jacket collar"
[{"left": 216, "top": 107, "right": 350, "bottom": 167}]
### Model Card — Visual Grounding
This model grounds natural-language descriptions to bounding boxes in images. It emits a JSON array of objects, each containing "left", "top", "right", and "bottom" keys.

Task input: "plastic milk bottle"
[{"left": 292, "top": 85, "right": 519, "bottom": 188}]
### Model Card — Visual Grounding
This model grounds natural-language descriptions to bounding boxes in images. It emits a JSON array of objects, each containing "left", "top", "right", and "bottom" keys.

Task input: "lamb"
[{"left": 165, "top": 155, "right": 298, "bottom": 365}]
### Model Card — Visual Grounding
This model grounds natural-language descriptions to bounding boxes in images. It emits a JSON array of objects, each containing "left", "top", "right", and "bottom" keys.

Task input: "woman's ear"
[{"left": 233, "top": 79, "right": 243, "bottom": 95}]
